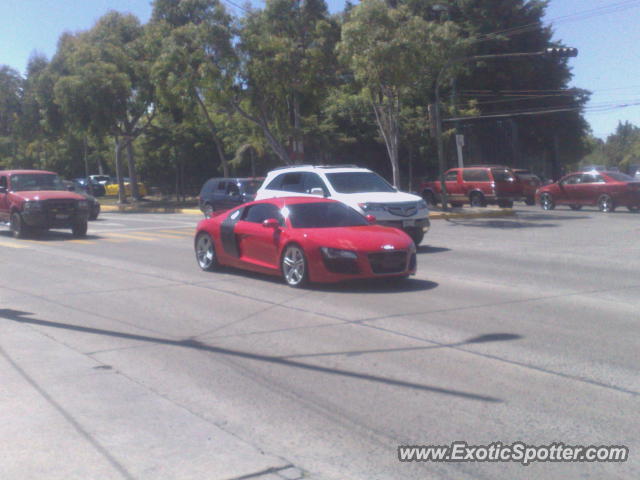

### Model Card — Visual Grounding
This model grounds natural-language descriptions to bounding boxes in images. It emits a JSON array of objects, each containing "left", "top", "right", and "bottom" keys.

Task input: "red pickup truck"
[
  {"left": 419, "top": 165, "right": 524, "bottom": 208},
  {"left": 0, "top": 169, "right": 89, "bottom": 238}
]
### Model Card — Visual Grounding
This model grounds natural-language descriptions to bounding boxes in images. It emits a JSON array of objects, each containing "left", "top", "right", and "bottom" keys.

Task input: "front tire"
[
  {"left": 598, "top": 194, "right": 615, "bottom": 212},
  {"left": 195, "top": 232, "right": 218, "bottom": 271},
  {"left": 281, "top": 244, "right": 308, "bottom": 288},
  {"left": 10, "top": 212, "right": 28, "bottom": 238},
  {"left": 406, "top": 228, "right": 424, "bottom": 246},
  {"left": 72, "top": 220, "right": 88, "bottom": 237},
  {"left": 540, "top": 193, "right": 555, "bottom": 210}
]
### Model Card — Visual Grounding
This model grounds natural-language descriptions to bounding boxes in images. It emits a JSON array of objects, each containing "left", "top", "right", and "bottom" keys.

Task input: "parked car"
[
  {"left": 419, "top": 165, "right": 523, "bottom": 208},
  {"left": 73, "top": 177, "right": 106, "bottom": 197},
  {"left": 0, "top": 170, "right": 89, "bottom": 238},
  {"left": 536, "top": 170, "right": 640, "bottom": 212},
  {"left": 194, "top": 197, "right": 417, "bottom": 287},
  {"left": 198, "top": 177, "right": 264, "bottom": 218},
  {"left": 255, "top": 165, "right": 429, "bottom": 245},
  {"left": 88, "top": 174, "right": 112, "bottom": 185},
  {"left": 512, "top": 169, "right": 541, "bottom": 205},
  {"left": 64, "top": 181, "right": 101, "bottom": 220}
]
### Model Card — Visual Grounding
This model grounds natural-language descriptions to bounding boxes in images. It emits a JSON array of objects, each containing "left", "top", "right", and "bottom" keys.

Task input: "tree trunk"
[
  {"left": 234, "top": 103, "right": 292, "bottom": 165},
  {"left": 195, "top": 93, "right": 229, "bottom": 177},
  {"left": 372, "top": 94, "right": 401, "bottom": 187},
  {"left": 114, "top": 138, "right": 127, "bottom": 204},
  {"left": 125, "top": 136, "right": 140, "bottom": 200}
]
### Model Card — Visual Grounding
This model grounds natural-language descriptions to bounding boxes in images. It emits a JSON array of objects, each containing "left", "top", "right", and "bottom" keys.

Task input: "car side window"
[
  {"left": 243, "top": 203, "right": 284, "bottom": 225},
  {"left": 445, "top": 171, "right": 458, "bottom": 182},
  {"left": 217, "top": 181, "right": 226, "bottom": 191},
  {"left": 462, "top": 169, "right": 490, "bottom": 182},
  {"left": 302, "top": 173, "right": 328, "bottom": 194},
  {"left": 563, "top": 175, "right": 582, "bottom": 185},
  {"left": 266, "top": 174, "right": 284, "bottom": 191},
  {"left": 0, "top": 176, "right": 6, "bottom": 189},
  {"left": 280, "top": 173, "right": 305, "bottom": 193}
]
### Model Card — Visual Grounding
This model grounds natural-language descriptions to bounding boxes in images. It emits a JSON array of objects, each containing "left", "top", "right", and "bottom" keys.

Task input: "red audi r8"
[{"left": 194, "top": 197, "right": 417, "bottom": 287}]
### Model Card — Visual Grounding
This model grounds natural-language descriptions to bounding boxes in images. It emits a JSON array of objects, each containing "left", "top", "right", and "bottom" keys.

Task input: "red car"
[
  {"left": 194, "top": 197, "right": 417, "bottom": 287},
  {"left": 536, "top": 171, "right": 640, "bottom": 212}
]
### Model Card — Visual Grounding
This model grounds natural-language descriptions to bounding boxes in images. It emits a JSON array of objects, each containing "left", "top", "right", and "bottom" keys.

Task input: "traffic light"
[{"left": 545, "top": 47, "right": 578, "bottom": 57}]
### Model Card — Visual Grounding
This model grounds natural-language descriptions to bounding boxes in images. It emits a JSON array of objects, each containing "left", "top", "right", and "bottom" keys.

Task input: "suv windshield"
[
  {"left": 287, "top": 202, "right": 369, "bottom": 228},
  {"left": 10, "top": 174, "right": 66, "bottom": 192},
  {"left": 325, "top": 172, "right": 395, "bottom": 193}
]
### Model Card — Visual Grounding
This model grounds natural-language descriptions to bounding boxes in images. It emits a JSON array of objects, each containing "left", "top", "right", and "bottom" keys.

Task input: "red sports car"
[
  {"left": 194, "top": 197, "right": 417, "bottom": 287},
  {"left": 536, "top": 170, "right": 640, "bottom": 212}
]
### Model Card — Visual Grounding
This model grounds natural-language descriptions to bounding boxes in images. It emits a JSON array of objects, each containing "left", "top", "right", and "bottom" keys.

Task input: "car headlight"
[
  {"left": 24, "top": 201, "right": 43, "bottom": 211},
  {"left": 358, "top": 202, "right": 384, "bottom": 212},
  {"left": 320, "top": 247, "right": 358, "bottom": 260},
  {"left": 417, "top": 200, "right": 428, "bottom": 209},
  {"left": 77, "top": 200, "right": 88, "bottom": 209}
]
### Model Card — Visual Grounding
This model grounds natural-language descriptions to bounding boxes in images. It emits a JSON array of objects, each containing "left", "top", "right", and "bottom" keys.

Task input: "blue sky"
[{"left": 1, "top": 0, "right": 639, "bottom": 139}]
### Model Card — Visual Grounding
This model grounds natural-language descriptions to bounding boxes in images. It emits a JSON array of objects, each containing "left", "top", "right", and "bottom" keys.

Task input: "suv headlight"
[
  {"left": 320, "top": 247, "right": 358, "bottom": 260},
  {"left": 24, "top": 200, "right": 43, "bottom": 211},
  {"left": 358, "top": 202, "right": 384, "bottom": 212},
  {"left": 77, "top": 200, "right": 88, "bottom": 209},
  {"left": 417, "top": 200, "right": 428, "bottom": 209}
]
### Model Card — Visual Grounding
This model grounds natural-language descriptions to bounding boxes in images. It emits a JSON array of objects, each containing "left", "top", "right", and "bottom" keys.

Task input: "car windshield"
[
  {"left": 242, "top": 180, "right": 262, "bottom": 195},
  {"left": 604, "top": 172, "right": 635, "bottom": 181},
  {"left": 325, "top": 172, "right": 395, "bottom": 193},
  {"left": 287, "top": 202, "right": 369, "bottom": 228},
  {"left": 10, "top": 174, "right": 66, "bottom": 192}
]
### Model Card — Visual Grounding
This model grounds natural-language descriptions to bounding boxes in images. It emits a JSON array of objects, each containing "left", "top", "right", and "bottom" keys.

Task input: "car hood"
[
  {"left": 332, "top": 191, "right": 422, "bottom": 205},
  {"left": 301, "top": 225, "right": 414, "bottom": 251},
  {"left": 13, "top": 190, "right": 87, "bottom": 201}
]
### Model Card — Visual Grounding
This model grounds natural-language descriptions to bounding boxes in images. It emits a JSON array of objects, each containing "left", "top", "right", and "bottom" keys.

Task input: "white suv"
[{"left": 255, "top": 165, "right": 430, "bottom": 244}]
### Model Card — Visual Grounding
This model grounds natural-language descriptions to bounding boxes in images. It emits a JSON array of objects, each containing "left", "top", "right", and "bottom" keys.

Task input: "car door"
[
  {"left": 444, "top": 170, "right": 462, "bottom": 201},
  {"left": 235, "top": 203, "right": 283, "bottom": 268},
  {"left": 556, "top": 174, "right": 582, "bottom": 205},
  {"left": 579, "top": 173, "right": 606, "bottom": 205},
  {"left": 0, "top": 175, "right": 8, "bottom": 222}
]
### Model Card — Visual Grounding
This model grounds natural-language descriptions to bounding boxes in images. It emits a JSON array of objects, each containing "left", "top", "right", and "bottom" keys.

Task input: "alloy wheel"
[
  {"left": 195, "top": 233, "right": 216, "bottom": 271},
  {"left": 282, "top": 245, "right": 307, "bottom": 287}
]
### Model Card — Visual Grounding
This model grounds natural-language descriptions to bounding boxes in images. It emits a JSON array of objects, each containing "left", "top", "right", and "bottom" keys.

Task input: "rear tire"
[
  {"left": 195, "top": 232, "right": 218, "bottom": 271},
  {"left": 470, "top": 192, "right": 486, "bottom": 207},
  {"left": 598, "top": 194, "right": 615, "bottom": 213}
]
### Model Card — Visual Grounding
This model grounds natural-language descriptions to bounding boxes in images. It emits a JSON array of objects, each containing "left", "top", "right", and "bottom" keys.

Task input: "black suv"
[{"left": 198, "top": 177, "right": 264, "bottom": 217}]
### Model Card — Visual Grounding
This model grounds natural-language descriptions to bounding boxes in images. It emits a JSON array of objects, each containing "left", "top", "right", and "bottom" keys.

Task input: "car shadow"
[
  {"left": 417, "top": 245, "right": 450, "bottom": 255},
  {"left": 209, "top": 266, "right": 438, "bottom": 293},
  {"left": 0, "top": 230, "right": 101, "bottom": 241}
]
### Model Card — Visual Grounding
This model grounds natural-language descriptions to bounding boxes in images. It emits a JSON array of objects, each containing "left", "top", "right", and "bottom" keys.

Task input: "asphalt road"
[{"left": 1, "top": 205, "right": 638, "bottom": 480}]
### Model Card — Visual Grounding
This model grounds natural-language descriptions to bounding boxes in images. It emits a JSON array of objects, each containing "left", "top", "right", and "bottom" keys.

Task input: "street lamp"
[{"left": 433, "top": 48, "right": 578, "bottom": 210}]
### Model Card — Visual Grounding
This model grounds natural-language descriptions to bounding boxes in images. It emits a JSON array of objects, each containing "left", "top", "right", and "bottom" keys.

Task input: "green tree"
[
  {"left": 0, "top": 66, "right": 23, "bottom": 166},
  {"left": 338, "top": 0, "right": 466, "bottom": 186}
]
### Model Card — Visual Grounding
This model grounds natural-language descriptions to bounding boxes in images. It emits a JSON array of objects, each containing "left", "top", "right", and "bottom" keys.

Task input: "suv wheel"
[
  {"left": 406, "top": 228, "right": 424, "bottom": 246},
  {"left": 10, "top": 212, "right": 28, "bottom": 238},
  {"left": 72, "top": 220, "right": 88, "bottom": 237},
  {"left": 470, "top": 192, "right": 486, "bottom": 207},
  {"left": 540, "top": 193, "right": 555, "bottom": 210}
]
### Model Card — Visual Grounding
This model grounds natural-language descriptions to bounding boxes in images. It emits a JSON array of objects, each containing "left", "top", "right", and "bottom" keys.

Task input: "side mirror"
[
  {"left": 309, "top": 187, "right": 325, "bottom": 197},
  {"left": 262, "top": 218, "right": 280, "bottom": 229},
  {"left": 365, "top": 214, "right": 376, "bottom": 224}
]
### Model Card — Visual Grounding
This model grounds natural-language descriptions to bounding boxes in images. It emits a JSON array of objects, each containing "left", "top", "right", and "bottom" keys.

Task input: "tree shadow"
[
  {"left": 446, "top": 218, "right": 559, "bottom": 229},
  {"left": 281, "top": 333, "right": 523, "bottom": 359},
  {"left": 0, "top": 308, "right": 500, "bottom": 403}
]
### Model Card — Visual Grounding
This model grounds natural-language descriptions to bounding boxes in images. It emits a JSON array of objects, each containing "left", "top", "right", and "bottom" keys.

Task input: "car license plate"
[
  {"left": 55, "top": 214, "right": 69, "bottom": 220},
  {"left": 402, "top": 220, "right": 415, "bottom": 227}
]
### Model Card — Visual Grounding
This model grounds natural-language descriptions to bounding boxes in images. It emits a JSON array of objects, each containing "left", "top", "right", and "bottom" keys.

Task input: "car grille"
[
  {"left": 322, "top": 257, "right": 360, "bottom": 275},
  {"left": 385, "top": 202, "right": 418, "bottom": 217},
  {"left": 368, "top": 251, "right": 408, "bottom": 274},
  {"left": 46, "top": 199, "right": 76, "bottom": 214}
]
